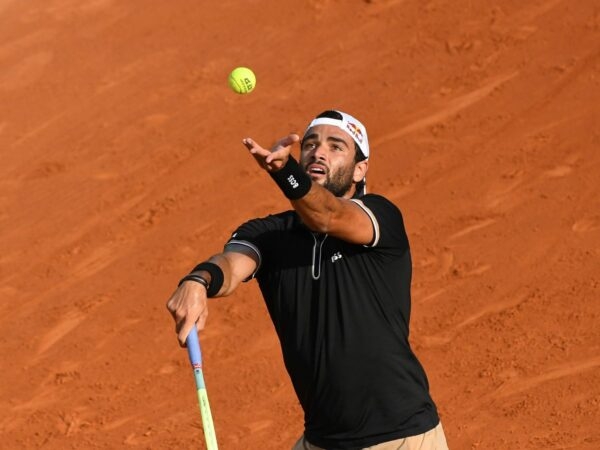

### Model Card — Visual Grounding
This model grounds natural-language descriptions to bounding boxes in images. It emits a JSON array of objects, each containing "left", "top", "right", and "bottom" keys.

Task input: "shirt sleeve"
[
  {"left": 351, "top": 194, "right": 409, "bottom": 253},
  {"left": 224, "top": 213, "right": 285, "bottom": 280}
]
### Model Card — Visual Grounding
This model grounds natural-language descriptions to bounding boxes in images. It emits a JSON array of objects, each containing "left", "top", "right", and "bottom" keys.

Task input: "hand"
[
  {"left": 242, "top": 134, "right": 300, "bottom": 172},
  {"left": 166, "top": 281, "right": 209, "bottom": 346}
]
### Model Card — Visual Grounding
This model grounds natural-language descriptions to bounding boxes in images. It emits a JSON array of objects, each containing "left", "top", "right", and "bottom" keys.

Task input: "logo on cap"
[{"left": 346, "top": 122, "right": 364, "bottom": 144}]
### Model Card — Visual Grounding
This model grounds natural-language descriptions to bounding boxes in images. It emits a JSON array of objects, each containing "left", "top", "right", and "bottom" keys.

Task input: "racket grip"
[{"left": 186, "top": 325, "right": 203, "bottom": 368}]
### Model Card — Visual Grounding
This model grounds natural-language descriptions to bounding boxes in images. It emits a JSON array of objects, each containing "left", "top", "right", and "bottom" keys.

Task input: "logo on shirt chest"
[{"left": 331, "top": 251, "right": 343, "bottom": 263}]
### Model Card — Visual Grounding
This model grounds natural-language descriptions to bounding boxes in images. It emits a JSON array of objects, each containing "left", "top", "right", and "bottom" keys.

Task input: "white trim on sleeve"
[{"left": 350, "top": 199, "right": 380, "bottom": 247}]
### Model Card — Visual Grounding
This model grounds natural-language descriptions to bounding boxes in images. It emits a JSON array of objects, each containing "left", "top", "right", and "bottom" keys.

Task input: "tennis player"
[{"left": 167, "top": 110, "right": 449, "bottom": 449}]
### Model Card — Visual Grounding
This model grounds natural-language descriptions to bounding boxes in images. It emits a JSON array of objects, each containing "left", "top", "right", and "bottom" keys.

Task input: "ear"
[{"left": 353, "top": 160, "right": 368, "bottom": 183}]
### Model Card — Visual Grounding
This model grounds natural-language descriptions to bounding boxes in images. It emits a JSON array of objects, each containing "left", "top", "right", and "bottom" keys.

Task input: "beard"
[{"left": 322, "top": 163, "right": 355, "bottom": 197}]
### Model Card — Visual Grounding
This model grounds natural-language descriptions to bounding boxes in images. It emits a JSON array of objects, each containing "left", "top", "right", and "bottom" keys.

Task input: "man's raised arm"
[{"left": 242, "top": 135, "right": 374, "bottom": 245}]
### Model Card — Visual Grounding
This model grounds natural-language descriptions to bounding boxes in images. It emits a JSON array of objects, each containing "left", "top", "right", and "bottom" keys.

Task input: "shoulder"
[
  {"left": 351, "top": 193, "right": 408, "bottom": 249},
  {"left": 230, "top": 210, "right": 297, "bottom": 240},
  {"left": 352, "top": 194, "right": 403, "bottom": 218},
  {"left": 238, "top": 210, "right": 296, "bottom": 230}
]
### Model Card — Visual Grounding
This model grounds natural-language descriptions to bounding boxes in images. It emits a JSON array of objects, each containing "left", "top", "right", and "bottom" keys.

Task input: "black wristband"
[
  {"left": 269, "top": 156, "right": 312, "bottom": 200},
  {"left": 178, "top": 274, "right": 209, "bottom": 289},
  {"left": 191, "top": 262, "right": 224, "bottom": 297}
]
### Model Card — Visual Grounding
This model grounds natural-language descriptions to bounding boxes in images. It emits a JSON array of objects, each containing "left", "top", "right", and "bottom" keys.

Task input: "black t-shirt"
[{"left": 225, "top": 194, "right": 439, "bottom": 449}]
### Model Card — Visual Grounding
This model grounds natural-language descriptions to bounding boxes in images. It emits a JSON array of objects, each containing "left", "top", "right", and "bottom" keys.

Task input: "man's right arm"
[{"left": 166, "top": 246, "right": 258, "bottom": 346}]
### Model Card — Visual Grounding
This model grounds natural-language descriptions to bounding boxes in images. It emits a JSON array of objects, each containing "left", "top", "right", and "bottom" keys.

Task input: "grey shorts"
[{"left": 292, "top": 422, "right": 449, "bottom": 450}]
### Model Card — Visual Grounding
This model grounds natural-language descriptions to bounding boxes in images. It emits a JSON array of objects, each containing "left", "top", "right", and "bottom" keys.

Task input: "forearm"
[
  {"left": 185, "top": 255, "right": 236, "bottom": 298},
  {"left": 184, "top": 248, "right": 257, "bottom": 298},
  {"left": 269, "top": 156, "right": 342, "bottom": 233},
  {"left": 291, "top": 182, "right": 341, "bottom": 234},
  {"left": 242, "top": 134, "right": 373, "bottom": 244}
]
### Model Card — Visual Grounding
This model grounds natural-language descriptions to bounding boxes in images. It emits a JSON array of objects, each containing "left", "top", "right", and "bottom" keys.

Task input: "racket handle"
[
  {"left": 185, "top": 325, "right": 219, "bottom": 449},
  {"left": 186, "top": 325, "right": 202, "bottom": 368}
]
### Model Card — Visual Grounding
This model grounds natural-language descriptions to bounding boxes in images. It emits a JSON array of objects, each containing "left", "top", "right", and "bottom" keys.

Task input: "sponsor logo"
[
  {"left": 287, "top": 175, "right": 299, "bottom": 188},
  {"left": 346, "top": 122, "right": 364, "bottom": 144},
  {"left": 331, "top": 251, "right": 343, "bottom": 263}
]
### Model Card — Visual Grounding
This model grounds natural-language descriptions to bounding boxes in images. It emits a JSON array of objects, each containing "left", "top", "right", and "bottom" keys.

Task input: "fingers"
[
  {"left": 242, "top": 138, "right": 269, "bottom": 157},
  {"left": 277, "top": 133, "right": 300, "bottom": 148},
  {"left": 242, "top": 138, "right": 272, "bottom": 171},
  {"left": 177, "top": 309, "right": 208, "bottom": 346},
  {"left": 243, "top": 135, "right": 299, "bottom": 150},
  {"left": 243, "top": 134, "right": 300, "bottom": 171},
  {"left": 165, "top": 290, "right": 179, "bottom": 319},
  {"left": 265, "top": 148, "right": 289, "bottom": 164},
  {"left": 266, "top": 134, "right": 300, "bottom": 162},
  {"left": 243, "top": 134, "right": 299, "bottom": 155},
  {"left": 178, "top": 317, "right": 196, "bottom": 347},
  {"left": 166, "top": 283, "right": 208, "bottom": 346}
]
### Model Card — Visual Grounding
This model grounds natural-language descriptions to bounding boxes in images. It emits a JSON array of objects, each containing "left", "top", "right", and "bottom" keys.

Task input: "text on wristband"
[{"left": 287, "top": 175, "right": 299, "bottom": 189}]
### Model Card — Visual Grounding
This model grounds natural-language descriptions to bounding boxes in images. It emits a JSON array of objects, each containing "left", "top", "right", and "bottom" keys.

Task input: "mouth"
[{"left": 306, "top": 163, "right": 328, "bottom": 178}]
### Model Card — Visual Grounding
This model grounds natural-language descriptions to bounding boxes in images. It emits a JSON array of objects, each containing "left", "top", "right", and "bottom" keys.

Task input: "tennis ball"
[{"left": 228, "top": 67, "right": 256, "bottom": 94}]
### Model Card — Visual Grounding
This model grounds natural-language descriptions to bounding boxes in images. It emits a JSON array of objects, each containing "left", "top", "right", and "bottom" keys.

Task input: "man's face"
[{"left": 300, "top": 125, "right": 359, "bottom": 198}]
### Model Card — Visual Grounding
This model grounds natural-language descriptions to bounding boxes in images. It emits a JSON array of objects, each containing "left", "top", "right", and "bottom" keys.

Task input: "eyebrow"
[{"left": 303, "top": 133, "right": 350, "bottom": 147}]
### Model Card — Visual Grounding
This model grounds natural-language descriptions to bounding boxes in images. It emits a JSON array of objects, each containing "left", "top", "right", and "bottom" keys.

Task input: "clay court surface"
[{"left": 1, "top": 1, "right": 599, "bottom": 448}]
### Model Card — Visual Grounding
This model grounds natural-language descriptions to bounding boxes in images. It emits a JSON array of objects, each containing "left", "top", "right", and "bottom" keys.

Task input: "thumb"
[
  {"left": 278, "top": 133, "right": 300, "bottom": 148},
  {"left": 266, "top": 134, "right": 300, "bottom": 163},
  {"left": 178, "top": 317, "right": 197, "bottom": 347}
]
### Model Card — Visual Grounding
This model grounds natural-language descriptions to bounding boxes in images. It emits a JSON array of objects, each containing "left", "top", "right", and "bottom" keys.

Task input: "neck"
[{"left": 341, "top": 184, "right": 358, "bottom": 200}]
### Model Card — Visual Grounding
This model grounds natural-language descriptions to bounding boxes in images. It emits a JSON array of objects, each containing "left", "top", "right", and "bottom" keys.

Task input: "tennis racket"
[{"left": 186, "top": 325, "right": 218, "bottom": 450}]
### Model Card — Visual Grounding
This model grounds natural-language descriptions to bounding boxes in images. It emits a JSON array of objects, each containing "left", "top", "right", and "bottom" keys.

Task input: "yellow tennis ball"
[{"left": 228, "top": 67, "right": 256, "bottom": 94}]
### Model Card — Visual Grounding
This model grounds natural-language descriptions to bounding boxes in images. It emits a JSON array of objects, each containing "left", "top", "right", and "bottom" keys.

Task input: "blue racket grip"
[{"left": 186, "top": 325, "right": 203, "bottom": 368}]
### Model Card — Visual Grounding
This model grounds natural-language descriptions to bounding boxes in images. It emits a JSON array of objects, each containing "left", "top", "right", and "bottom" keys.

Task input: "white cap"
[{"left": 305, "top": 110, "right": 370, "bottom": 160}]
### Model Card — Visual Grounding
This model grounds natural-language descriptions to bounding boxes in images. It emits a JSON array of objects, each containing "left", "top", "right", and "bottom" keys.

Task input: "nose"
[{"left": 312, "top": 143, "right": 328, "bottom": 161}]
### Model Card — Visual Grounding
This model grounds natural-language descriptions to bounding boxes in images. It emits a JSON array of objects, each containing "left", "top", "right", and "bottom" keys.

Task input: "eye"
[
  {"left": 331, "top": 144, "right": 343, "bottom": 152},
  {"left": 302, "top": 142, "right": 317, "bottom": 151}
]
